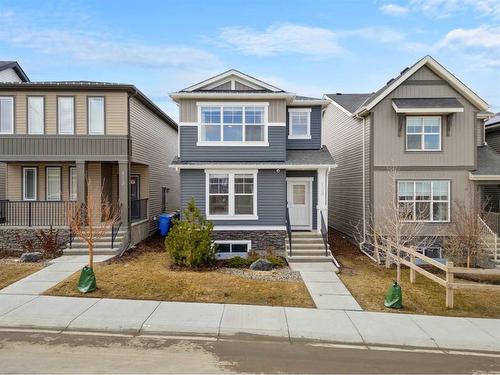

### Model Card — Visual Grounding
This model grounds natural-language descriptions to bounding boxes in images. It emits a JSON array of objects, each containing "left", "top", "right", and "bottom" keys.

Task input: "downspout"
[{"left": 355, "top": 113, "right": 366, "bottom": 246}]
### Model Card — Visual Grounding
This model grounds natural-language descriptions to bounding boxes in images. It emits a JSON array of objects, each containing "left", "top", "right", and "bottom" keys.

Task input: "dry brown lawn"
[
  {"left": 332, "top": 231, "right": 500, "bottom": 318},
  {"left": 0, "top": 261, "right": 44, "bottom": 289},
  {"left": 46, "top": 237, "right": 314, "bottom": 308}
]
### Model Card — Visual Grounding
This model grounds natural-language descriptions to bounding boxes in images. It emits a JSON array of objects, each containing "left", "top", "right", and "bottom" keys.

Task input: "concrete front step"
[
  {"left": 70, "top": 241, "right": 124, "bottom": 249},
  {"left": 288, "top": 250, "right": 333, "bottom": 257},
  {"left": 64, "top": 248, "right": 121, "bottom": 255},
  {"left": 286, "top": 243, "right": 329, "bottom": 249},
  {"left": 286, "top": 255, "right": 334, "bottom": 263},
  {"left": 287, "top": 238, "right": 324, "bottom": 245}
]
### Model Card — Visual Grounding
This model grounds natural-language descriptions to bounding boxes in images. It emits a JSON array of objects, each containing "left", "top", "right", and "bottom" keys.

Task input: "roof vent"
[
  {"left": 336, "top": 93, "right": 342, "bottom": 95},
  {"left": 400, "top": 67, "right": 410, "bottom": 75},
  {"left": 386, "top": 78, "right": 395, "bottom": 85}
]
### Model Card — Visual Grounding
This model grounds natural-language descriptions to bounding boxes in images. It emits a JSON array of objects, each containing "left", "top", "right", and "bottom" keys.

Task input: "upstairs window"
[
  {"left": 398, "top": 180, "right": 450, "bottom": 222},
  {"left": 0, "top": 97, "right": 14, "bottom": 134},
  {"left": 406, "top": 116, "right": 441, "bottom": 151},
  {"left": 199, "top": 105, "right": 266, "bottom": 143},
  {"left": 88, "top": 97, "right": 105, "bottom": 135},
  {"left": 58, "top": 97, "right": 75, "bottom": 134},
  {"left": 28, "top": 96, "right": 44, "bottom": 134},
  {"left": 288, "top": 108, "right": 311, "bottom": 139}
]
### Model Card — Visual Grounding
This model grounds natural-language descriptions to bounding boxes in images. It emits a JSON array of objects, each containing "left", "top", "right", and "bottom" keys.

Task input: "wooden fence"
[{"left": 374, "top": 240, "right": 500, "bottom": 308}]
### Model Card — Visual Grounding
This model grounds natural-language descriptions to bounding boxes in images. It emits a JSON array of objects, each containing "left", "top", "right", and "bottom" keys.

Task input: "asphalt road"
[{"left": 0, "top": 330, "right": 499, "bottom": 374}]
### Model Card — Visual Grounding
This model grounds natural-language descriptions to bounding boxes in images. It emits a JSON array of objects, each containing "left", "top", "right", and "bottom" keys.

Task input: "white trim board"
[
  {"left": 213, "top": 225, "right": 286, "bottom": 231},
  {"left": 170, "top": 164, "right": 336, "bottom": 170},
  {"left": 392, "top": 102, "right": 464, "bottom": 114}
]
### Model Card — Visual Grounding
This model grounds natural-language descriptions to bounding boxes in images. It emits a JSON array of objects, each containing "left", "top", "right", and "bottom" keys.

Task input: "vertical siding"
[
  {"left": 323, "top": 103, "right": 364, "bottom": 238},
  {"left": 286, "top": 106, "right": 322, "bottom": 149},
  {"left": 0, "top": 68, "right": 23, "bottom": 82},
  {"left": 0, "top": 163, "right": 5, "bottom": 199},
  {"left": 286, "top": 170, "right": 318, "bottom": 230},
  {"left": 130, "top": 97, "right": 180, "bottom": 232},
  {"left": 486, "top": 128, "right": 500, "bottom": 154},
  {"left": 180, "top": 169, "right": 286, "bottom": 226}
]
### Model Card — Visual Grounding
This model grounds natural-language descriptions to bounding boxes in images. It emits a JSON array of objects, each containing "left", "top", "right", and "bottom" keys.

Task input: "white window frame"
[
  {"left": 405, "top": 116, "right": 442, "bottom": 151},
  {"left": 205, "top": 170, "right": 258, "bottom": 220},
  {"left": 27, "top": 96, "right": 44, "bottom": 134},
  {"left": 69, "top": 167, "right": 77, "bottom": 201},
  {"left": 397, "top": 180, "right": 450, "bottom": 223},
  {"left": 22, "top": 167, "right": 37, "bottom": 201},
  {"left": 0, "top": 96, "right": 14, "bottom": 134},
  {"left": 214, "top": 240, "right": 252, "bottom": 259},
  {"left": 88, "top": 97, "right": 105, "bottom": 135},
  {"left": 196, "top": 102, "right": 269, "bottom": 146},
  {"left": 57, "top": 96, "right": 75, "bottom": 134},
  {"left": 46, "top": 167, "right": 62, "bottom": 201},
  {"left": 288, "top": 108, "right": 311, "bottom": 140}
]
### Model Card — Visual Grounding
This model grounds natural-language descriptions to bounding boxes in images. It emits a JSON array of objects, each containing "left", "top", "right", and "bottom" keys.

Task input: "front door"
[
  {"left": 130, "top": 175, "right": 140, "bottom": 220},
  {"left": 287, "top": 179, "right": 312, "bottom": 230}
]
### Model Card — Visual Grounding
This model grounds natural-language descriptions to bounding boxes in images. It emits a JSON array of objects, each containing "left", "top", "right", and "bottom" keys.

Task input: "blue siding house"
[{"left": 170, "top": 70, "right": 336, "bottom": 262}]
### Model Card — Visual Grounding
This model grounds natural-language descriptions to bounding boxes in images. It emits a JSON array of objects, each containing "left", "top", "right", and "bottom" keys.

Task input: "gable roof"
[
  {"left": 0, "top": 61, "right": 30, "bottom": 82},
  {"left": 180, "top": 69, "right": 284, "bottom": 93},
  {"left": 325, "top": 93, "right": 372, "bottom": 114},
  {"left": 354, "top": 55, "right": 488, "bottom": 116}
]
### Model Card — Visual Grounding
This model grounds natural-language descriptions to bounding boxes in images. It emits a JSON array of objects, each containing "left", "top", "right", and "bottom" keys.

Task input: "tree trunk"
[
  {"left": 89, "top": 242, "right": 94, "bottom": 269},
  {"left": 396, "top": 247, "right": 401, "bottom": 284}
]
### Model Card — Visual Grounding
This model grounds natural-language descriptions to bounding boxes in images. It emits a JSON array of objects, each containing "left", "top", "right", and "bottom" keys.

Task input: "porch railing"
[
  {"left": 0, "top": 200, "right": 76, "bottom": 227},
  {"left": 131, "top": 198, "right": 148, "bottom": 222},
  {"left": 286, "top": 207, "right": 292, "bottom": 257},
  {"left": 320, "top": 211, "right": 329, "bottom": 257},
  {"left": 484, "top": 212, "right": 500, "bottom": 235},
  {"left": 479, "top": 215, "right": 498, "bottom": 262}
]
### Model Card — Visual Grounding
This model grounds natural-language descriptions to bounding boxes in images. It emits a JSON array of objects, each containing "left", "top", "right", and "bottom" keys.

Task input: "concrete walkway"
[
  {"left": 290, "top": 262, "right": 362, "bottom": 311},
  {"left": 0, "top": 255, "right": 113, "bottom": 296},
  {"left": 0, "top": 294, "right": 498, "bottom": 353}
]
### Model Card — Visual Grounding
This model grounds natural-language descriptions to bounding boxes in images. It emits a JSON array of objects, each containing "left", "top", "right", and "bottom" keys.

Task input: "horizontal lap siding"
[
  {"left": 179, "top": 126, "right": 286, "bottom": 161},
  {"left": 286, "top": 106, "right": 322, "bottom": 149},
  {"left": 323, "top": 104, "right": 364, "bottom": 239},
  {"left": 130, "top": 97, "right": 180, "bottom": 232},
  {"left": 286, "top": 170, "right": 318, "bottom": 230},
  {"left": 180, "top": 169, "right": 285, "bottom": 226}
]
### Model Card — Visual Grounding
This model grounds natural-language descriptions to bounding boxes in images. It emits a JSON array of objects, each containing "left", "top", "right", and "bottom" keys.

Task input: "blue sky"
[{"left": 1, "top": 0, "right": 499, "bottom": 119}]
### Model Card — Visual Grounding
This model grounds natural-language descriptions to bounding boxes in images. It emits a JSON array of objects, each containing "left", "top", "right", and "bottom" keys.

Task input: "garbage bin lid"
[{"left": 159, "top": 213, "right": 170, "bottom": 219}]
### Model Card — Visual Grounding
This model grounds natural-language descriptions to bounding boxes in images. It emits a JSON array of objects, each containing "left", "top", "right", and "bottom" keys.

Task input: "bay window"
[
  {"left": 28, "top": 96, "right": 44, "bottom": 134},
  {"left": 406, "top": 116, "right": 441, "bottom": 151},
  {"left": 0, "top": 97, "right": 14, "bottom": 134},
  {"left": 207, "top": 171, "right": 257, "bottom": 219},
  {"left": 22, "top": 167, "right": 37, "bottom": 201},
  {"left": 46, "top": 167, "right": 62, "bottom": 201},
  {"left": 288, "top": 108, "right": 311, "bottom": 139},
  {"left": 398, "top": 180, "right": 450, "bottom": 222},
  {"left": 199, "top": 104, "right": 266, "bottom": 144}
]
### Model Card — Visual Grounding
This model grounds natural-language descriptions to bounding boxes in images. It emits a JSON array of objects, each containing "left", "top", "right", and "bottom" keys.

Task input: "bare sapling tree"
[
  {"left": 445, "top": 192, "right": 492, "bottom": 268},
  {"left": 68, "top": 181, "right": 120, "bottom": 269},
  {"left": 358, "top": 167, "right": 437, "bottom": 283}
]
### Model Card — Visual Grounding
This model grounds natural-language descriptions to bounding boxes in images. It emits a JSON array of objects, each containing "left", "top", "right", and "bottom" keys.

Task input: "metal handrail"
[
  {"left": 320, "top": 211, "right": 328, "bottom": 257},
  {"left": 111, "top": 221, "right": 122, "bottom": 249},
  {"left": 479, "top": 215, "right": 498, "bottom": 262},
  {"left": 286, "top": 207, "right": 292, "bottom": 257}
]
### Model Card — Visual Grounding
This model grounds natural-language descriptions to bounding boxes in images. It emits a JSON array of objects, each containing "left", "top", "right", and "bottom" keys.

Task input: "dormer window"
[
  {"left": 198, "top": 103, "right": 267, "bottom": 145},
  {"left": 288, "top": 108, "right": 311, "bottom": 139},
  {"left": 406, "top": 116, "right": 441, "bottom": 151}
]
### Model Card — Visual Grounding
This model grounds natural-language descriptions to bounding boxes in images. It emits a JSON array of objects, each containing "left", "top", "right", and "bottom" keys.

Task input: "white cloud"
[
  {"left": 0, "top": 10, "right": 219, "bottom": 68},
  {"left": 402, "top": 0, "right": 500, "bottom": 19},
  {"left": 380, "top": 4, "right": 410, "bottom": 16},
  {"left": 437, "top": 26, "right": 500, "bottom": 50}
]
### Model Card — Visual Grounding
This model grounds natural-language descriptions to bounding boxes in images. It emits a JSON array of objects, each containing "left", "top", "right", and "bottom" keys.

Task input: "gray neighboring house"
[
  {"left": 323, "top": 55, "right": 500, "bottom": 262},
  {"left": 0, "top": 62, "right": 179, "bottom": 254},
  {"left": 170, "top": 70, "right": 336, "bottom": 261}
]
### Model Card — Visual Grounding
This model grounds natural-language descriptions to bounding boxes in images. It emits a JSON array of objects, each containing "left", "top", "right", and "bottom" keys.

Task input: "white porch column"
[{"left": 317, "top": 167, "right": 329, "bottom": 232}]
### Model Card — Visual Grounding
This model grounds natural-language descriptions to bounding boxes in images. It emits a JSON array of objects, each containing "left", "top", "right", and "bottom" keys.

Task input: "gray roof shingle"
[
  {"left": 392, "top": 97, "right": 464, "bottom": 109},
  {"left": 325, "top": 93, "right": 372, "bottom": 113},
  {"left": 471, "top": 146, "right": 500, "bottom": 176},
  {"left": 485, "top": 113, "right": 500, "bottom": 127}
]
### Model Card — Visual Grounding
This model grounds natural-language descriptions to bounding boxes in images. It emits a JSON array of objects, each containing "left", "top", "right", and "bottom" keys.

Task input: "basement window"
[{"left": 215, "top": 240, "right": 251, "bottom": 259}]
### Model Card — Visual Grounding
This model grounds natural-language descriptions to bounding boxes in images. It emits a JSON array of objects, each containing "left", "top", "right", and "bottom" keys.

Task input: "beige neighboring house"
[
  {"left": 0, "top": 62, "right": 179, "bottom": 254},
  {"left": 323, "top": 55, "right": 500, "bottom": 263}
]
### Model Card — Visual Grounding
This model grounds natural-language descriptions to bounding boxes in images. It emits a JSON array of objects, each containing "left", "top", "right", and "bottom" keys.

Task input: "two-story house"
[
  {"left": 324, "top": 55, "right": 500, "bottom": 262},
  {"left": 170, "top": 70, "right": 336, "bottom": 261},
  {"left": 0, "top": 62, "right": 179, "bottom": 255}
]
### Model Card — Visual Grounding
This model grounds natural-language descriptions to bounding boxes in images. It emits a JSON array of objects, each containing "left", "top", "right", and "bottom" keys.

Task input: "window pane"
[
  {"left": 406, "top": 117, "right": 422, "bottom": 133},
  {"left": 423, "top": 117, "right": 440, "bottom": 132},
  {"left": 231, "top": 244, "right": 248, "bottom": 253},
  {"left": 235, "top": 195, "right": 253, "bottom": 215},
  {"left": 398, "top": 182, "right": 414, "bottom": 200},
  {"left": 432, "top": 181, "right": 448, "bottom": 200},
  {"left": 433, "top": 202, "right": 448, "bottom": 221},
  {"left": 415, "top": 182, "right": 431, "bottom": 200},
  {"left": 209, "top": 175, "right": 228, "bottom": 194},
  {"left": 406, "top": 134, "right": 422, "bottom": 149},
  {"left": 416, "top": 202, "right": 431, "bottom": 220},
  {"left": 70, "top": 167, "right": 77, "bottom": 201},
  {"left": 217, "top": 244, "right": 231, "bottom": 253},
  {"left": 209, "top": 195, "right": 228, "bottom": 215},
  {"left": 290, "top": 112, "right": 309, "bottom": 136},
  {"left": 399, "top": 202, "right": 414, "bottom": 220},
  {"left": 223, "top": 107, "right": 242, "bottom": 124},
  {"left": 58, "top": 97, "right": 74, "bottom": 134},
  {"left": 0, "top": 98, "right": 13, "bottom": 133},
  {"left": 424, "top": 134, "right": 440, "bottom": 150},
  {"left": 235, "top": 175, "right": 253, "bottom": 194},
  {"left": 203, "top": 124, "right": 221, "bottom": 141},
  {"left": 293, "top": 185, "right": 306, "bottom": 204},
  {"left": 245, "top": 124, "right": 264, "bottom": 141},
  {"left": 201, "top": 107, "right": 221, "bottom": 124},
  {"left": 245, "top": 107, "right": 264, "bottom": 124},
  {"left": 28, "top": 97, "right": 44, "bottom": 134},
  {"left": 223, "top": 124, "right": 243, "bottom": 141},
  {"left": 46, "top": 168, "right": 61, "bottom": 201},
  {"left": 89, "top": 97, "right": 104, "bottom": 134},
  {"left": 23, "top": 169, "right": 36, "bottom": 200}
]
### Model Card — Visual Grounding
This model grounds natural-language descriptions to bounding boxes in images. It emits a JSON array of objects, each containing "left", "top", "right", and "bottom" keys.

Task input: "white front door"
[{"left": 287, "top": 178, "right": 312, "bottom": 230}]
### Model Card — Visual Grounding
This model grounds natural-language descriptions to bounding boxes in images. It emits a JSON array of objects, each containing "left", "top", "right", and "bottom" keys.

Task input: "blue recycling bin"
[{"left": 158, "top": 213, "right": 175, "bottom": 236}]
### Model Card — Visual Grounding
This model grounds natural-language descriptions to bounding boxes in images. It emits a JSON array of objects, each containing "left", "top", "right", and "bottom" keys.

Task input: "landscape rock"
[
  {"left": 19, "top": 252, "right": 43, "bottom": 263},
  {"left": 249, "top": 258, "right": 273, "bottom": 271}
]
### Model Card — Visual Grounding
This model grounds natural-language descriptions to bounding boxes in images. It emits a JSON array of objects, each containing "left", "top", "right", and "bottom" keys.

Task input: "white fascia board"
[
  {"left": 169, "top": 92, "right": 295, "bottom": 101},
  {"left": 486, "top": 123, "right": 500, "bottom": 132},
  {"left": 356, "top": 56, "right": 489, "bottom": 115},
  {"left": 469, "top": 173, "right": 500, "bottom": 181},
  {"left": 324, "top": 95, "right": 354, "bottom": 116},
  {"left": 392, "top": 102, "right": 464, "bottom": 114},
  {"left": 170, "top": 163, "right": 338, "bottom": 170},
  {"left": 213, "top": 225, "right": 286, "bottom": 231},
  {"left": 291, "top": 99, "right": 330, "bottom": 107}
]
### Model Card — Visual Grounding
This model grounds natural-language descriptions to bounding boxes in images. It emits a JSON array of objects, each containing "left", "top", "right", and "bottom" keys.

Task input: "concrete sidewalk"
[{"left": 0, "top": 294, "right": 498, "bottom": 353}]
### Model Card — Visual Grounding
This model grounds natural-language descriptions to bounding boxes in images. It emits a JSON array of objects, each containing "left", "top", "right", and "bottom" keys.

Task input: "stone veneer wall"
[
  {"left": 0, "top": 228, "right": 70, "bottom": 252},
  {"left": 211, "top": 230, "right": 286, "bottom": 256}
]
